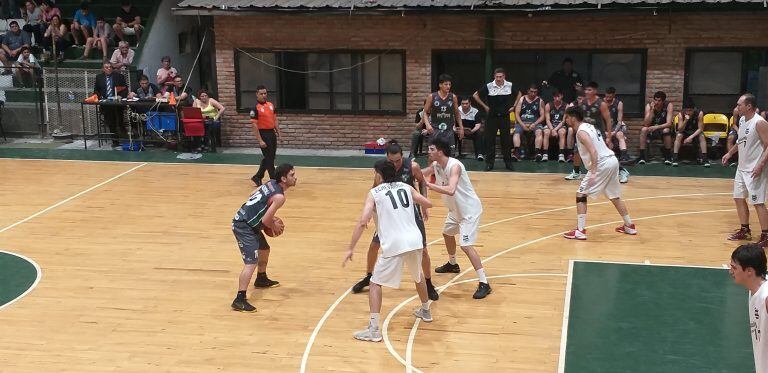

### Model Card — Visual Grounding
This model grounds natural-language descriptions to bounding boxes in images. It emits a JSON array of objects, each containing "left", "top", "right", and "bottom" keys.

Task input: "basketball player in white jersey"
[
  {"left": 722, "top": 94, "right": 768, "bottom": 248},
  {"left": 421, "top": 137, "right": 492, "bottom": 299},
  {"left": 343, "top": 160, "right": 434, "bottom": 342},
  {"left": 562, "top": 106, "right": 637, "bottom": 240},
  {"left": 729, "top": 243, "right": 768, "bottom": 373}
]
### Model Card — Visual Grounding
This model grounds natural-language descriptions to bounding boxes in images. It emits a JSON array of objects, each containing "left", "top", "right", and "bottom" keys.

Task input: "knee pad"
[{"left": 576, "top": 196, "right": 588, "bottom": 203}]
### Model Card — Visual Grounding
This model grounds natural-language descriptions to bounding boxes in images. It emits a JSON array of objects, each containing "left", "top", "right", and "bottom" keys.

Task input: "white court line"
[
  {"left": 556, "top": 261, "right": 575, "bottom": 373},
  {"left": 299, "top": 191, "right": 730, "bottom": 372},
  {"left": 574, "top": 258, "right": 728, "bottom": 270},
  {"left": 389, "top": 208, "right": 736, "bottom": 372},
  {"left": 0, "top": 163, "right": 147, "bottom": 234},
  {"left": 0, "top": 250, "right": 42, "bottom": 311}
]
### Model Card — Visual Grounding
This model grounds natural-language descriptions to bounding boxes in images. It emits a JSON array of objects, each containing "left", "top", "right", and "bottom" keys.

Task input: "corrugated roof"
[{"left": 177, "top": 0, "right": 768, "bottom": 8}]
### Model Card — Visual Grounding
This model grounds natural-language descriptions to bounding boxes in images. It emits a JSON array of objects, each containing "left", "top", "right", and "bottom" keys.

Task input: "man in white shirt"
[
  {"left": 729, "top": 243, "right": 768, "bottom": 373},
  {"left": 14, "top": 46, "right": 37, "bottom": 87},
  {"left": 562, "top": 106, "right": 636, "bottom": 241}
]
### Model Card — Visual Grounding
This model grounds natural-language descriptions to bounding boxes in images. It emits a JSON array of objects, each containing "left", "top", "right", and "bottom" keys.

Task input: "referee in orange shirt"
[{"left": 250, "top": 85, "right": 282, "bottom": 186}]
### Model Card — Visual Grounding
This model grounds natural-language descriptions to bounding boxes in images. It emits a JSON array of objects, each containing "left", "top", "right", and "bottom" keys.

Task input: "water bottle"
[{"left": 67, "top": 91, "right": 75, "bottom": 101}]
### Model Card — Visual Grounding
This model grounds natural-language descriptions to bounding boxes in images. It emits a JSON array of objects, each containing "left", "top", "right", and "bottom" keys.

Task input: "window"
[
  {"left": 685, "top": 49, "right": 768, "bottom": 114},
  {"left": 235, "top": 50, "right": 405, "bottom": 113}
]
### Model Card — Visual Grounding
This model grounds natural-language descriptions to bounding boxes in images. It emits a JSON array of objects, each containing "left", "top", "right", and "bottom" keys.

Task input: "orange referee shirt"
[{"left": 251, "top": 101, "right": 276, "bottom": 130}]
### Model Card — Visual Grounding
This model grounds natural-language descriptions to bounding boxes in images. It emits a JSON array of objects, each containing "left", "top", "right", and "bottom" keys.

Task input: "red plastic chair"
[{"left": 181, "top": 107, "right": 205, "bottom": 137}]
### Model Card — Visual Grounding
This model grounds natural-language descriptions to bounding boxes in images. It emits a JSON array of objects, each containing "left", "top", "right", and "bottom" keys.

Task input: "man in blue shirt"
[
  {"left": 0, "top": 21, "right": 30, "bottom": 75},
  {"left": 71, "top": 2, "right": 95, "bottom": 46}
]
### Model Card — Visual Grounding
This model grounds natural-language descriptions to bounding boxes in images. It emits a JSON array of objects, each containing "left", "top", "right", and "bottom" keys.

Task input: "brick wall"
[{"left": 213, "top": 11, "right": 768, "bottom": 150}]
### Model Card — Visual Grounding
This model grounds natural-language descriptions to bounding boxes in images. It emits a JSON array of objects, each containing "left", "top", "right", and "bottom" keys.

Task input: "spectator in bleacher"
[
  {"left": 109, "top": 41, "right": 133, "bottom": 70},
  {"left": 457, "top": 96, "right": 485, "bottom": 161},
  {"left": 94, "top": 62, "right": 128, "bottom": 147},
  {"left": 167, "top": 75, "right": 193, "bottom": 107},
  {"left": 193, "top": 89, "right": 226, "bottom": 152},
  {"left": 672, "top": 97, "right": 709, "bottom": 167},
  {"left": 42, "top": 14, "right": 67, "bottom": 61},
  {"left": 549, "top": 58, "right": 584, "bottom": 104},
  {"left": 156, "top": 56, "right": 177, "bottom": 89},
  {"left": 14, "top": 46, "right": 38, "bottom": 87},
  {"left": 71, "top": 2, "right": 95, "bottom": 47},
  {"left": 128, "top": 75, "right": 161, "bottom": 99},
  {"left": 409, "top": 108, "right": 426, "bottom": 159},
  {"left": 40, "top": 0, "right": 61, "bottom": 25},
  {"left": 22, "top": 1, "right": 44, "bottom": 46},
  {"left": 81, "top": 17, "right": 114, "bottom": 62},
  {"left": 0, "top": 21, "right": 31, "bottom": 75},
  {"left": 113, "top": 0, "right": 142, "bottom": 47},
  {"left": 514, "top": 83, "right": 545, "bottom": 161},
  {"left": 636, "top": 91, "right": 674, "bottom": 165},
  {"left": 546, "top": 89, "right": 570, "bottom": 163}
]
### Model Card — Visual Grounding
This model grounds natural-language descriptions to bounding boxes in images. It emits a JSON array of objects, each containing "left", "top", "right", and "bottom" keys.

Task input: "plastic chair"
[
  {"left": 702, "top": 113, "right": 729, "bottom": 139},
  {"left": 181, "top": 107, "right": 204, "bottom": 137}
]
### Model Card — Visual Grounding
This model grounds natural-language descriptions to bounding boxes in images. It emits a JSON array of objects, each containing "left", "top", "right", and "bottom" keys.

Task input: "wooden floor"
[{"left": 0, "top": 158, "right": 742, "bottom": 372}]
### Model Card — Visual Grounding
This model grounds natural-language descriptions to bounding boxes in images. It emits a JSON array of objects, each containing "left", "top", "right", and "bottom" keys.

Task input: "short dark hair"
[
  {"left": 732, "top": 244, "right": 767, "bottom": 278},
  {"left": 565, "top": 106, "right": 584, "bottom": 121},
  {"left": 386, "top": 140, "right": 402, "bottom": 155},
  {"left": 429, "top": 137, "right": 451, "bottom": 157},
  {"left": 493, "top": 67, "right": 505, "bottom": 75},
  {"left": 161, "top": 56, "right": 171, "bottom": 63},
  {"left": 460, "top": 96, "right": 470, "bottom": 103},
  {"left": 562, "top": 57, "right": 573, "bottom": 65},
  {"left": 683, "top": 97, "right": 696, "bottom": 109},
  {"left": 256, "top": 85, "right": 268, "bottom": 92},
  {"left": 8, "top": 20, "right": 18, "bottom": 27},
  {"left": 438, "top": 74, "right": 452, "bottom": 84},
  {"left": 197, "top": 89, "right": 209, "bottom": 97},
  {"left": 586, "top": 81, "right": 599, "bottom": 89},
  {"left": 19, "top": 46, "right": 29, "bottom": 54},
  {"left": 173, "top": 75, "right": 183, "bottom": 81},
  {"left": 528, "top": 83, "right": 539, "bottom": 91},
  {"left": 97, "top": 16, "right": 105, "bottom": 22},
  {"left": 374, "top": 159, "right": 398, "bottom": 183},
  {"left": 275, "top": 163, "right": 294, "bottom": 182},
  {"left": 80, "top": 1, "right": 89, "bottom": 10},
  {"left": 553, "top": 89, "right": 563, "bottom": 97},
  {"left": 654, "top": 91, "right": 667, "bottom": 101},
  {"left": 139, "top": 74, "right": 149, "bottom": 82},
  {"left": 605, "top": 87, "right": 616, "bottom": 95},
  {"left": 743, "top": 93, "right": 758, "bottom": 109},
  {"left": 577, "top": 90, "right": 586, "bottom": 97}
]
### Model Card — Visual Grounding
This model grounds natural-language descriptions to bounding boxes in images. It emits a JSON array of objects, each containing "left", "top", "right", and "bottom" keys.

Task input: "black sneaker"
[
  {"left": 254, "top": 276, "right": 280, "bottom": 288},
  {"left": 232, "top": 298, "right": 257, "bottom": 312},
  {"left": 251, "top": 175, "right": 262, "bottom": 186},
  {"left": 435, "top": 262, "right": 460, "bottom": 274},
  {"left": 484, "top": 163, "right": 494, "bottom": 172},
  {"left": 427, "top": 281, "right": 439, "bottom": 301},
  {"left": 510, "top": 154, "right": 519, "bottom": 162},
  {"left": 352, "top": 274, "right": 371, "bottom": 293},
  {"left": 473, "top": 282, "right": 492, "bottom": 299},
  {"left": 504, "top": 162, "right": 514, "bottom": 171}
]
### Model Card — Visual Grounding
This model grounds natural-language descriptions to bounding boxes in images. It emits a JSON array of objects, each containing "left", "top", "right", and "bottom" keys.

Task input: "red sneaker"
[
  {"left": 564, "top": 229, "right": 587, "bottom": 240},
  {"left": 757, "top": 233, "right": 768, "bottom": 249},
  {"left": 728, "top": 227, "right": 752, "bottom": 241},
  {"left": 616, "top": 224, "right": 637, "bottom": 235}
]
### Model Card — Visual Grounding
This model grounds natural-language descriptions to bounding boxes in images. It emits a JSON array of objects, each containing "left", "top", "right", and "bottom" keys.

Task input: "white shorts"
[
  {"left": 370, "top": 249, "right": 423, "bottom": 289},
  {"left": 120, "top": 24, "right": 143, "bottom": 35},
  {"left": 734, "top": 170, "right": 768, "bottom": 205},
  {"left": 443, "top": 213, "right": 480, "bottom": 246},
  {"left": 578, "top": 156, "right": 621, "bottom": 200}
]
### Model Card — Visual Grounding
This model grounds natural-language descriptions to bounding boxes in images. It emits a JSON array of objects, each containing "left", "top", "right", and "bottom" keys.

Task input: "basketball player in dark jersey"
[
  {"left": 546, "top": 89, "right": 569, "bottom": 163},
  {"left": 636, "top": 91, "right": 674, "bottom": 165},
  {"left": 672, "top": 98, "right": 710, "bottom": 167},
  {"left": 567, "top": 83, "right": 612, "bottom": 179},
  {"left": 604, "top": 87, "right": 630, "bottom": 183},
  {"left": 423, "top": 74, "right": 463, "bottom": 156},
  {"left": 231, "top": 164, "right": 297, "bottom": 312},
  {"left": 514, "top": 83, "right": 546, "bottom": 161},
  {"left": 351, "top": 141, "right": 439, "bottom": 301}
]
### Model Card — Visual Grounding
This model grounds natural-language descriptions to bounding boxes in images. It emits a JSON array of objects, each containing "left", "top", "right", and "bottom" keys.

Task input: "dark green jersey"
[{"left": 234, "top": 180, "right": 284, "bottom": 228}]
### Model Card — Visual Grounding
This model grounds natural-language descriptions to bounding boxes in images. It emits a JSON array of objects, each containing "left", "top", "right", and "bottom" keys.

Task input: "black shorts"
[
  {"left": 232, "top": 220, "right": 270, "bottom": 264},
  {"left": 681, "top": 130, "right": 701, "bottom": 139},
  {"left": 372, "top": 212, "right": 427, "bottom": 249}
]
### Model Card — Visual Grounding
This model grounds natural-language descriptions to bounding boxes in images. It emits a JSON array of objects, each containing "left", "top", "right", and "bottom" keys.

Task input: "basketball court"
[{"left": 0, "top": 155, "right": 755, "bottom": 372}]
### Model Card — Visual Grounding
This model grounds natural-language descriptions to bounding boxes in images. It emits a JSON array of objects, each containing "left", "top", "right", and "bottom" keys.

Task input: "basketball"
[{"left": 263, "top": 217, "right": 284, "bottom": 237}]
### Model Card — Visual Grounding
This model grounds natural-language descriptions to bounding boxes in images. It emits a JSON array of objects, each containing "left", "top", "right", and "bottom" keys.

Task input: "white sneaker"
[
  {"left": 413, "top": 307, "right": 433, "bottom": 322},
  {"left": 558, "top": 154, "right": 565, "bottom": 163},
  {"left": 564, "top": 170, "right": 581, "bottom": 180},
  {"left": 477, "top": 154, "right": 485, "bottom": 161},
  {"left": 619, "top": 168, "right": 629, "bottom": 184},
  {"left": 542, "top": 154, "right": 549, "bottom": 162},
  {"left": 353, "top": 325, "right": 383, "bottom": 342}
]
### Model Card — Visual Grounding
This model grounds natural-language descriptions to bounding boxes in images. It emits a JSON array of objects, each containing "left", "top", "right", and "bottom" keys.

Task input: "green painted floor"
[
  {"left": 0, "top": 252, "right": 38, "bottom": 308},
  {"left": 564, "top": 261, "right": 754, "bottom": 373},
  {"left": 0, "top": 147, "right": 737, "bottom": 179}
]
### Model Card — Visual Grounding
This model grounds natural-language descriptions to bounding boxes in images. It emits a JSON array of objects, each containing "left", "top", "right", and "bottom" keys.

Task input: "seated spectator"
[
  {"left": 514, "top": 83, "right": 545, "bottom": 161},
  {"left": 546, "top": 89, "right": 569, "bottom": 162},
  {"left": 636, "top": 90, "right": 674, "bottom": 165},
  {"left": 166, "top": 75, "right": 193, "bottom": 107},
  {"left": 14, "top": 46, "right": 38, "bottom": 87},
  {"left": 110, "top": 41, "right": 133, "bottom": 70},
  {"left": 42, "top": 14, "right": 68, "bottom": 61},
  {"left": 82, "top": 17, "right": 114, "bottom": 61},
  {"left": 409, "top": 108, "right": 426, "bottom": 159},
  {"left": 40, "top": 0, "right": 61, "bottom": 26},
  {"left": 193, "top": 89, "right": 226, "bottom": 152},
  {"left": 113, "top": 0, "right": 142, "bottom": 47},
  {"left": 456, "top": 96, "right": 485, "bottom": 161},
  {"left": 0, "top": 21, "right": 31, "bottom": 75},
  {"left": 22, "top": 1, "right": 44, "bottom": 46},
  {"left": 156, "top": 56, "right": 177, "bottom": 89},
  {"left": 71, "top": 2, "right": 95, "bottom": 46},
  {"left": 604, "top": 86, "right": 629, "bottom": 162},
  {"left": 128, "top": 75, "right": 161, "bottom": 99},
  {"left": 672, "top": 98, "right": 709, "bottom": 168}
]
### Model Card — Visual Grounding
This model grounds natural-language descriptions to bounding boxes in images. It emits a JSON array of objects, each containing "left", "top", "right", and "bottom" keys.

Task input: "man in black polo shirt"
[
  {"left": 549, "top": 58, "right": 584, "bottom": 104},
  {"left": 473, "top": 68, "right": 521, "bottom": 171}
]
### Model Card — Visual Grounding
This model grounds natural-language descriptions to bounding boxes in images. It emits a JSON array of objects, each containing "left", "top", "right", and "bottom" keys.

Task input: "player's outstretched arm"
[
  {"left": 262, "top": 194, "right": 286, "bottom": 235},
  {"left": 409, "top": 185, "right": 432, "bottom": 209},
  {"left": 427, "top": 163, "right": 460, "bottom": 196},
  {"left": 343, "top": 194, "right": 375, "bottom": 266}
]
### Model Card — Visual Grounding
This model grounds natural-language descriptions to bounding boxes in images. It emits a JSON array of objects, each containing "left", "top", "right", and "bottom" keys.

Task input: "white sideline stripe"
[
  {"left": 574, "top": 259, "right": 728, "bottom": 270},
  {"left": 0, "top": 163, "right": 147, "bottom": 234},
  {"left": 0, "top": 250, "right": 42, "bottom": 311},
  {"left": 302, "top": 191, "right": 731, "bottom": 372},
  {"left": 557, "top": 261, "right": 576, "bottom": 373},
  {"left": 299, "top": 288, "right": 352, "bottom": 373},
  {"left": 391, "top": 208, "right": 735, "bottom": 372}
]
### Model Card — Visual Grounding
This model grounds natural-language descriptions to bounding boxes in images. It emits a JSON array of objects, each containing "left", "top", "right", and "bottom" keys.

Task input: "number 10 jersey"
[{"left": 371, "top": 182, "right": 423, "bottom": 258}]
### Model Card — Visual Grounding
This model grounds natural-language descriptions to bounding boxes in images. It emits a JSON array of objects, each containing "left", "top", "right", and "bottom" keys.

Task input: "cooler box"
[{"left": 364, "top": 140, "right": 386, "bottom": 154}]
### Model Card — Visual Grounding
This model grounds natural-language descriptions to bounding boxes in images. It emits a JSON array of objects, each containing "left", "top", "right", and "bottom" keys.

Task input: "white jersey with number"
[
  {"left": 750, "top": 281, "right": 768, "bottom": 373},
  {"left": 370, "top": 182, "right": 422, "bottom": 258},
  {"left": 576, "top": 122, "right": 615, "bottom": 170},
  {"left": 433, "top": 157, "right": 483, "bottom": 220},
  {"left": 738, "top": 114, "right": 766, "bottom": 172}
]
